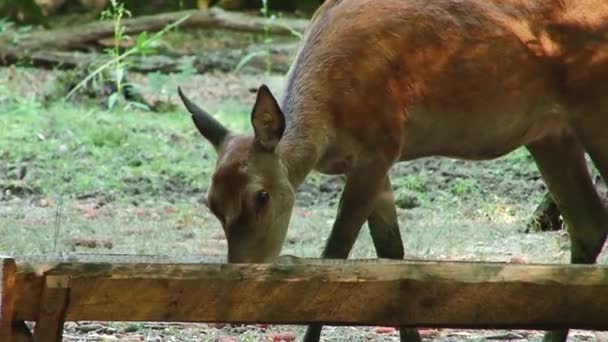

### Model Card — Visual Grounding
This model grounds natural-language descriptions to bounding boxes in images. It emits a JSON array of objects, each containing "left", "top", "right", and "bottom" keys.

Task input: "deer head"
[{"left": 177, "top": 85, "right": 295, "bottom": 263}]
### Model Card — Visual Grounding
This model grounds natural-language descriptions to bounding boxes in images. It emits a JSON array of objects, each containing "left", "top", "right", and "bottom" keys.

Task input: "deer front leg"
[
  {"left": 303, "top": 162, "right": 414, "bottom": 342},
  {"left": 321, "top": 162, "right": 392, "bottom": 259},
  {"left": 303, "top": 162, "right": 388, "bottom": 342},
  {"left": 368, "top": 176, "right": 422, "bottom": 342},
  {"left": 368, "top": 176, "right": 405, "bottom": 258}
]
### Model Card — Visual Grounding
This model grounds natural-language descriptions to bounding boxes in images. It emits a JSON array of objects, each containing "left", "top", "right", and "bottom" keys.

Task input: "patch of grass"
[
  {"left": 0, "top": 97, "right": 249, "bottom": 202},
  {"left": 451, "top": 177, "right": 479, "bottom": 195}
]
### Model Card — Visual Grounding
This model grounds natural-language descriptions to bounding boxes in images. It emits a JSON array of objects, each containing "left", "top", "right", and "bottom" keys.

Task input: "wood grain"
[
  {"left": 33, "top": 276, "right": 70, "bottom": 342},
  {"left": 6, "top": 255, "right": 608, "bottom": 330},
  {"left": 1, "top": 258, "right": 17, "bottom": 341}
]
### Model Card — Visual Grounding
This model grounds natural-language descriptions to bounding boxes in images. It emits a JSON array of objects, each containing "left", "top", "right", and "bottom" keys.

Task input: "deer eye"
[{"left": 253, "top": 190, "right": 269, "bottom": 212}]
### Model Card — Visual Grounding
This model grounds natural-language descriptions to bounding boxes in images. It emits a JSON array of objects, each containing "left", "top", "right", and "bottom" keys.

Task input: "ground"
[{"left": 1, "top": 29, "right": 608, "bottom": 342}]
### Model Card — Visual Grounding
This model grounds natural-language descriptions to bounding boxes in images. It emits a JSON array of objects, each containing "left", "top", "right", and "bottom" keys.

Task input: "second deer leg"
[{"left": 304, "top": 160, "right": 392, "bottom": 342}]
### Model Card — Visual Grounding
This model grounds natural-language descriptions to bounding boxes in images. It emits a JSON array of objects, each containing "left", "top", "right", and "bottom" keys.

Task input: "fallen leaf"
[
  {"left": 82, "top": 207, "right": 99, "bottom": 219},
  {"left": 135, "top": 209, "right": 147, "bottom": 218},
  {"left": 419, "top": 329, "right": 439, "bottom": 338},
  {"left": 271, "top": 331, "right": 296, "bottom": 341},
  {"left": 374, "top": 326, "right": 397, "bottom": 334}
]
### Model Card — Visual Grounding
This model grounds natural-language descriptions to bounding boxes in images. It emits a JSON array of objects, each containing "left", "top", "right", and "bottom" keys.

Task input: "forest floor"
[{"left": 1, "top": 27, "right": 608, "bottom": 342}]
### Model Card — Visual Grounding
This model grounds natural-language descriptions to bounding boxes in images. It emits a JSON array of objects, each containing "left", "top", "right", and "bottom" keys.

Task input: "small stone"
[{"left": 39, "top": 198, "right": 53, "bottom": 207}]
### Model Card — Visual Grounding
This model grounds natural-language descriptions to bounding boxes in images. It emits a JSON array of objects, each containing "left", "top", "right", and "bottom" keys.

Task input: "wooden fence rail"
[{"left": 1, "top": 254, "right": 608, "bottom": 341}]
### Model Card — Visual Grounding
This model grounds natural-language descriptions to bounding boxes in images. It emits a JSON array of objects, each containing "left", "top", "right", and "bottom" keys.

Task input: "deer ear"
[
  {"left": 177, "top": 86, "right": 230, "bottom": 152},
  {"left": 251, "top": 84, "right": 285, "bottom": 152}
]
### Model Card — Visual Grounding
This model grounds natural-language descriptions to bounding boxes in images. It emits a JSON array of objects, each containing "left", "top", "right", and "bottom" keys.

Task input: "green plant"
[
  {"left": 100, "top": 0, "right": 132, "bottom": 108},
  {"left": 235, "top": 0, "right": 302, "bottom": 74},
  {"left": 64, "top": 1, "right": 190, "bottom": 110},
  {"left": 259, "top": 0, "right": 273, "bottom": 74},
  {"left": 0, "top": 18, "right": 33, "bottom": 45},
  {"left": 451, "top": 178, "right": 479, "bottom": 195},
  {"left": 0, "top": 80, "right": 40, "bottom": 116}
]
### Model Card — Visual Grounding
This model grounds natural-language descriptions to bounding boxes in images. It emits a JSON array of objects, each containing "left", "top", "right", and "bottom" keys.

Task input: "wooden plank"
[
  {"left": 0, "top": 257, "right": 17, "bottom": 341},
  {"left": 10, "top": 255, "right": 608, "bottom": 330},
  {"left": 33, "top": 276, "right": 70, "bottom": 342},
  {"left": 0, "top": 257, "right": 31, "bottom": 342}
]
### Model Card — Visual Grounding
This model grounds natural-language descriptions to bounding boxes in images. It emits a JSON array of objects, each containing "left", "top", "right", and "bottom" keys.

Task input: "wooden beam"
[
  {"left": 33, "top": 276, "right": 70, "bottom": 342},
  {"left": 0, "top": 257, "right": 31, "bottom": 342},
  {"left": 1, "top": 258, "right": 17, "bottom": 342},
  {"left": 8, "top": 255, "right": 608, "bottom": 330}
]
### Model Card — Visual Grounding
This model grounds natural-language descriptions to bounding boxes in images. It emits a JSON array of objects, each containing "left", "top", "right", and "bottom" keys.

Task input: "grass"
[
  {"left": 0, "top": 74, "right": 252, "bottom": 256},
  {"left": 0, "top": 97, "right": 249, "bottom": 201}
]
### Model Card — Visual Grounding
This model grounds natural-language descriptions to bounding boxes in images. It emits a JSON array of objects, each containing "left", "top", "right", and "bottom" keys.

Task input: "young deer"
[{"left": 178, "top": 0, "right": 608, "bottom": 341}]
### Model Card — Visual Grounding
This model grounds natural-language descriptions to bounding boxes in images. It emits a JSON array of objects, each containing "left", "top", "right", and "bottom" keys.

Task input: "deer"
[{"left": 177, "top": 0, "right": 608, "bottom": 341}]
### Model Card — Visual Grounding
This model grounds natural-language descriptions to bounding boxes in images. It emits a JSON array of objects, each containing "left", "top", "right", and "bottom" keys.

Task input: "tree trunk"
[{"left": 525, "top": 193, "right": 563, "bottom": 233}]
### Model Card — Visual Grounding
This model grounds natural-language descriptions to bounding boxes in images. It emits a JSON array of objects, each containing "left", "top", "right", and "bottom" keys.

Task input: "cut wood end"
[{"left": 45, "top": 275, "right": 71, "bottom": 289}]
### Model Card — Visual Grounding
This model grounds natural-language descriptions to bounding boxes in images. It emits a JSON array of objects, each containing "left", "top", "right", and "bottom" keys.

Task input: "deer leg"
[
  {"left": 527, "top": 134, "right": 608, "bottom": 342},
  {"left": 368, "top": 176, "right": 405, "bottom": 259},
  {"left": 367, "top": 176, "right": 421, "bottom": 342},
  {"left": 571, "top": 113, "right": 608, "bottom": 187},
  {"left": 303, "top": 161, "right": 393, "bottom": 342},
  {"left": 320, "top": 164, "right": 393, "bottom": 259}
]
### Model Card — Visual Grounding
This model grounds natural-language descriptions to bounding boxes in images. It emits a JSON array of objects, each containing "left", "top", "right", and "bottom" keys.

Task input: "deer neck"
[{"left": 277, "top": 118, "right": 324, "bottom": 190}]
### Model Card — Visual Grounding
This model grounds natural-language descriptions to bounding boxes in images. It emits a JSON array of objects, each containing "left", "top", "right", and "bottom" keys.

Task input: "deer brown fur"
[{"left": 178, "top": 1, "right": 608, "bottom": 341}]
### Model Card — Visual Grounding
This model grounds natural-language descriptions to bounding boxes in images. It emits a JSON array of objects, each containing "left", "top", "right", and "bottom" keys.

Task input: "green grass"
[
  {"left": 0, "top": 88, "right": 255, "bottom": 255},
  {"left": 0, "top": 97, "right": 250, "bottom": 202}
]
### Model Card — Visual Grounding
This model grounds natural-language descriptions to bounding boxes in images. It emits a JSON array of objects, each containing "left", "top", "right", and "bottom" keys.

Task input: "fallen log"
[
  {"left": 0, "top": 7, "right": 307, "bottom": 61},
  {"left": 1, "top": 44, "right": 295, "bottom": 74}
]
